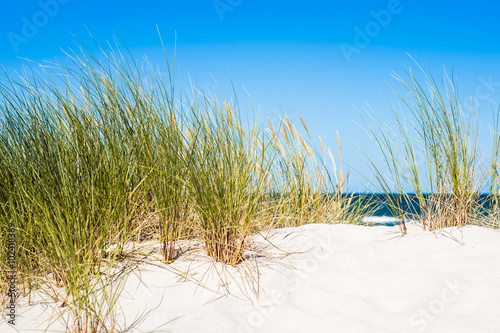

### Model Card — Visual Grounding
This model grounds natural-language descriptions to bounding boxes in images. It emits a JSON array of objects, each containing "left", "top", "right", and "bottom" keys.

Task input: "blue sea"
[{"left": 351, "top": 193, "right": 496, "bottom": 226}]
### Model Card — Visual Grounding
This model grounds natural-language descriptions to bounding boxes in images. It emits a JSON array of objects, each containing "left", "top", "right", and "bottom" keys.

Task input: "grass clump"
[
  {"left": 186, "top": 99, "right": 272, "bottom": 266},
  {"left": 0, "top": 61, "right": 138, "bottom": 331},
  {"left": 267, "top": 116, "right": 374, "bottom": 228},
  {"left": 364, "top": 61, "right": 500, "bottom": 233}
]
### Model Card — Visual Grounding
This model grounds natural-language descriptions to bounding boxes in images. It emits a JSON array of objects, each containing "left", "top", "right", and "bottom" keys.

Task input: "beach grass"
[
  {"left": 363, "top": 60, "right": 500, "bottom": 234},
  {"left": 0, "top": 37, "right": 367, "bottom": 331}
]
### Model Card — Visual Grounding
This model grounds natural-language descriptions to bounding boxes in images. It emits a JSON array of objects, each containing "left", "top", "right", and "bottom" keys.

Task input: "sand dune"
[{"left": 3, "top": 222, "right": 500, "bottom": 332}]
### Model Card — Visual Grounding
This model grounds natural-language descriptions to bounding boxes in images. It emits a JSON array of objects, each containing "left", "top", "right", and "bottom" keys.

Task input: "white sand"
[{"left": 3, "top": 222, "right": 500, "bottom": 332}]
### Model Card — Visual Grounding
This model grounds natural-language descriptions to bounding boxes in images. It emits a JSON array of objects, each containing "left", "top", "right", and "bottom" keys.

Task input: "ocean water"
[
  {"left": 351, "top": 193, "right": 496, "bottom": 226},
  {"left": 361, "top": 215, "right": 400, "bottom": 226}
]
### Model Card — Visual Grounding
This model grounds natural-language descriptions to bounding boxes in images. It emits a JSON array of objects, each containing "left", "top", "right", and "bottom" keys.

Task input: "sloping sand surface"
[{"left": 3, "top": 223, "right": 500, "bottom": 332}]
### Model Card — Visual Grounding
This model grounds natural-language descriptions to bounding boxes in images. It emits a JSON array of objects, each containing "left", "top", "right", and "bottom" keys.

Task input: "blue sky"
[{"left": 2, "top": 0, "right": 500, "bottom": 191}]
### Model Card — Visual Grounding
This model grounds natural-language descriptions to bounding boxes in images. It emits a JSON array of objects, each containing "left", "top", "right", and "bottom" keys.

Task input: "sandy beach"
[{"left": 3, "top": 221, "right": 500, "bottom": 333}]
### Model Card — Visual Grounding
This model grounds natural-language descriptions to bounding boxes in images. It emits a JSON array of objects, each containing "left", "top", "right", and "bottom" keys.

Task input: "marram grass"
[
  {"left": 363, "top": 61, "right": 500, "bottom": 234},
  {"left": 0, "top": 37, "right": 366, "bottom": 331}
]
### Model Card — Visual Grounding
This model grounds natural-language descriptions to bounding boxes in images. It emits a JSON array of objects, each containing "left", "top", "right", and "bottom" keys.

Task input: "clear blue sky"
[{"left": 2, "top": 0, "right": 500, "bottom": 191}]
